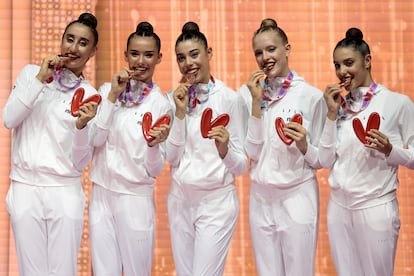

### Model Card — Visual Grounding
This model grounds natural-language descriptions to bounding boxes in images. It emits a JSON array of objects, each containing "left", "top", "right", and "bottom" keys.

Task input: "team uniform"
[
  {"left": 238, "top": 71, "right": 326, "bottom": 276},
  {"left": 84, "top": 81, "right": 172, "bottom": 276},
  {"left": 165, "top": 78, "right": 248, "bottom": 276},
  {"left": 3, "top": 64, "right": 96, "bottom": 275},
  {"left": 319, "top": 84, "right": 414, "bottom": 276}
]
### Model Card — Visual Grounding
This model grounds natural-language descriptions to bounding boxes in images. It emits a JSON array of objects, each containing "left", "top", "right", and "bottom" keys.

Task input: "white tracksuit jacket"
[
  {"left": 238, "top": 71, "right": 327, "bottom": 187},
  {"left": 3, "top": 64, "right": 97, "bottom": 185},
  {"left": 166, "top": 78, "right": 248, "bottom": 197},
  {"left": 319, "top": 84, "right": 414, "bottom": 209},
  {"left": 88, "top": 82, "right": 172, "bottom": 194}
]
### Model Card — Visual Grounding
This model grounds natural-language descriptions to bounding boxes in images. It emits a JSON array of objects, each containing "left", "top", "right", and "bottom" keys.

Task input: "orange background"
[{"left": 0, "top": 0, "right": 413, "bottom": 275}]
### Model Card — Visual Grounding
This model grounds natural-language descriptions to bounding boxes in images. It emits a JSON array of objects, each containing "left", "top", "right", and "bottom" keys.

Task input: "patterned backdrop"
[{"left": 0, "top": 0, "right": 413, "bottom": 275}]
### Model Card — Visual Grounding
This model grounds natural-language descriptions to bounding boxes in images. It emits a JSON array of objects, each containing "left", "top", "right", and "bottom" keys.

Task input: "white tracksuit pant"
[
  {"left": 6, "top": 181, "right": 85, "bottom": 276},
  {"left": 327, "top": 198, "right": 400, "bottom": 276},
  {"left": 249, "top": 178, "right": 319, "bottom": 276},
  {"left": 89, "top": 184, "right": 155, "bottom": 276},
  {"left": 167, "top": 188, "right": 239, "bottom": 276}
]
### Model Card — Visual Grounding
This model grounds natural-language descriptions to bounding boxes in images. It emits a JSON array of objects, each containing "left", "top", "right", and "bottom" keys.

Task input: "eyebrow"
[
  {"left": 129, "top": 50, "right": 155, "bottom": 53},
  {"left": 176, "top": 48, "right": 199, "bottom": 57}
]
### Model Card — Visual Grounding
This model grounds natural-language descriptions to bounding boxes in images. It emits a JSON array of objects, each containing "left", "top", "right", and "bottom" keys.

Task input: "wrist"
[
  {"left": 327, "top": 111, "right": 337, "bottom": 121},
  {"left": 76, "top": 119, "right": 86, "bottom": 129},
  {"left": 107, "top": 91, "right": 119, "bottom": 103},
  {"left": 218, "top": 146, "right": 228, "bottom": 159},
  {"left": 36, "top": 73, "right": 48, "bottom": 83},
  {"left": 384, "top": 144, "right": 393, "bottom": 157},
  {"left": 252, "top": 97, "right": 262, "bottom": 104},
  {"left": 175, "top": 109, "right": 186, "bottom": 120}
]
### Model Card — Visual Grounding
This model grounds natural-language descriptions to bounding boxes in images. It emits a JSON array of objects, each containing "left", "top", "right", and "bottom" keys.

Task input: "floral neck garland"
[
  {"left": 261, "top": 70, "right": 294, "bottom": 109},
  {"left": 118, "top": 80, "right": 153, "bottom": 105},
  {"left": 338, "top": 81, "right": 377, "bottom": 119},
  {"left": 50, "top": 66, "right": 83, "bottom": 91},
  {"left": 187, "top": 75, "right": 215, "bottom": 111}
]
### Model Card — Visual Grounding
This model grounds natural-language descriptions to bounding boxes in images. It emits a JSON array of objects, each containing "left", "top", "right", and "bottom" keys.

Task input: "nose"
[
  {"left": 338, "top": 64, "right": 347, "bottom": 75},
  {"left": 137, "top": 54, "right": 144, "bottom": 64},
  {"left": 184, "top": 56, "right": 193, "bottom": 66},
  {"left": 262, "top": 50, "right": 270, "bottom": 61},
  {"left": 68, "top": 42, "right": 78, "bottom": 53},
  {"left": 336, "top": 65, "right": 348, "bottom": 78}
]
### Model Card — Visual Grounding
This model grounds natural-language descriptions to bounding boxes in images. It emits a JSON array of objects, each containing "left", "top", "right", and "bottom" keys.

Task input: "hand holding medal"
[
  {"left": 172, "top": 74, "right": 193, "bottom": 119},
  {"left": 37, "top": 54, "right": 71, "bottom": 84},
  {"left": 247, "top": 70, "right": 266, "bottom": 102},
  {"left": 107, "top": 68, "right": 130, "bottom": 103},
  {"left": 323, "top": 82, "right": 344, "bottom": 121}
]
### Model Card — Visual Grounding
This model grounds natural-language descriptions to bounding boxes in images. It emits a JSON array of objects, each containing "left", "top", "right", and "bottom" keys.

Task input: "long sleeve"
[
  {"left": 144, "top": 108, "right": 172, "bottom": 177},
  {"left": 223, "top": 94, "right": 249, "bottom": 176},
  {"left": 89, "top": 98, "right": 115, "bottom": 147},
  {"left": 386, "top": 95, "right": 414, "bottom": 169},
  {"left": 87, "top": 83, "right": 115, "bottom": 147},
  {"left": 245, "top": 116, "right": 264, "bottom": 161},
  {"left": 237, "top": 85, "right": 264, "bottom": 162},
  {"left": 318, "top": 118, "right": 337, "bottom": 168},
  {"left": 3, "top": 65, "right": 45, "bottom": 129},
  {"left": 145, "top": 144, "right": 165, "bottom": 177},
  {"left": 71, "top": 85, "right": 113, "bottom": 171},
  {"left": 166, "top": 115, "right": 186, "bottom": 167},
  {"left": 303, "top": 96, "right": 328, "bottom": 169},
  {"left": 72, "top": 126, "right": 92, "bottom": 172}
]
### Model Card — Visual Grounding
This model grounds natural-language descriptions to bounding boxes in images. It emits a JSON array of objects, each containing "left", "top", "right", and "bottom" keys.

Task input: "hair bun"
[
  {"left": 345, "top": 27, "right": 363, "bottom": 42},
  {"left": 77, "top": 12, "right": 97, "bottom": 29},
  {"left": 182, "top": 21, "right": 200, "bottom": 33},
  {"left": 136, "top": 22, "right": 154, "bottom": 35},
  {"left": 260, "top": 18, "right": 277, "bottom": 29}
]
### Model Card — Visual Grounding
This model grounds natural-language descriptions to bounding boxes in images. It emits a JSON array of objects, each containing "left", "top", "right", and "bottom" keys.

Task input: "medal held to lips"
[
  {"left": 141, "top": 112, "right": 171, "bottom": 142},
  {"left": 352, "top": 112, "right": 380, "bottom": 144},
  {"left": 275, "top": 113, "right": 303, "bottom": 145},
  {"left": 200, "top": 107, "right": 230, "bottom": 138},
  {"left": 70, "top": 87, "right": 102, "bottom": 117}
]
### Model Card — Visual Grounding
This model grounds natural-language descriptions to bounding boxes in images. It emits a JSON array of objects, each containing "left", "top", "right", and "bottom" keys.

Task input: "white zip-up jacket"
[
  {"left": 319, "top": 84, "right": 414, "bottom": 209},
  {"left": 3, "top": 64, "right": 97, "bottom": 186},
  {"left": 166, "top": 78, "right": 248, "bottom": 199},
  {"left": 87, "top": 82, "right": 172, "bottom": 195},
  {"left": 238, "top": 71, "right": 326, "bottom": 188}
]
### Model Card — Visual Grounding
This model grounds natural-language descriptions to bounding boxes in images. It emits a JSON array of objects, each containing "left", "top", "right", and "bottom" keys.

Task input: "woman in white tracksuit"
[
  {"left": 238, "top": 18, "right": 326, "bottom": 276},
  {"left": 2, "top": 13, "right": 99, "bottom": 275},
  {"left": 84, "top": 22, "right": 172, "bottom": 276},
  {"left": 320, "top": 27, "right": 414, "bottom": 276},
  {"left": 166, "top": 21, "right": 248, "bottom": 276}
]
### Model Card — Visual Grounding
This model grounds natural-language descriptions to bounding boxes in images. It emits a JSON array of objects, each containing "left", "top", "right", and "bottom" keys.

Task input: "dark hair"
[
  {"left": 62, "top": 12, "right": 99, "bottom": 46},
  {"left": 175, "top": 21, "right": 208, "bottom": 49},
  {"left": 334, "top": 27, "right": 370, "bottom": 57},
  {"left": 127, "top": 22, "right": 161, "bottom": 53},
  {"left": 253, "top": 18, "right": 288, "bottom": 44}
]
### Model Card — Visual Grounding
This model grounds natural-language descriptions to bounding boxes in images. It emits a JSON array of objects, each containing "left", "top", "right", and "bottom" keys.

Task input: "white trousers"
[
  {"left": 89, "top": 184, "right": 155, "bottom": 276},
  {"left": 328, "top": 198, "right": 400, "bottom": 276},
  {"left": 249, "top": 178, "right": 319, "bottom": 276},
  {"left": 6, "top": 181, "right": 85, "bottom": 276},
  {"left": 167, "top": 188, "right": 239, "bottom": 276}
]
